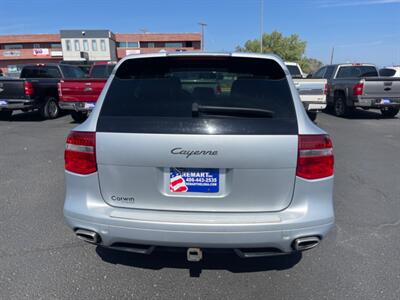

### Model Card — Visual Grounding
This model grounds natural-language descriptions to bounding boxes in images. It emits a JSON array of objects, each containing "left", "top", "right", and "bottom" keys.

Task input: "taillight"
[
  {"left": 24, "top": 82, "right": 34, "bottom": 96},
  {"left": 57, "top": 81, "right": 63, "bottom": 99},
  {"left": 65, "top": 131, "right": 97, "bottom": 175},
  {"left": 324, "top": 83, "right": 329, "bottom": 95},
  {"left": 353, "top": 82, "right": 364, "bottom": 96},
  {"left": 296, "top": 135, "right": 334, "bottom": 180}
]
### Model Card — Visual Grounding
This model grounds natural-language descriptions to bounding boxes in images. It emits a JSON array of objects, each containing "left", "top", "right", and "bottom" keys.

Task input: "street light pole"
[
  {"left": 198, "top": 22, "right": 207, "bottom": 51},
  {"left": 330, "top": 46, "right": 335, "bottom": 64},
  {"left": 260, "top": 0, "right": 264, "bottom": 53}
]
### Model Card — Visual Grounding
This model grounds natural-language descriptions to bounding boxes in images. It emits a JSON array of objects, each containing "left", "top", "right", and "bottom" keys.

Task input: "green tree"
[{"left": 236, "top": 31, "right": 323, "bottom": 74}]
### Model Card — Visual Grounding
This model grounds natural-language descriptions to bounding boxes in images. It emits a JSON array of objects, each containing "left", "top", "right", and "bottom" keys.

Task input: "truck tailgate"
[
  {"left": 58, "top": 79, "right": 106, "bottom": 102},
  {"left": 363, "top": 78, "right": 400, "bottom": 100},
  {"left": 293, "top": 79, "right": 327, "bottom": 104},
  {"left": 0, "top": 79, "right": 27, "bottom": 100}
]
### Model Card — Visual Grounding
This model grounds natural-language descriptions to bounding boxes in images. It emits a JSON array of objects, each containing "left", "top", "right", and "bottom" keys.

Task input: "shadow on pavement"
[
  {"left": 4, "top": 110, "right": 69, "bottom": 122},
  {"left": 96, "top": 246, "right": 302, "bottom": 277},
  {"left": 324, "top": 108, "right": 399, "bottom": 120}
]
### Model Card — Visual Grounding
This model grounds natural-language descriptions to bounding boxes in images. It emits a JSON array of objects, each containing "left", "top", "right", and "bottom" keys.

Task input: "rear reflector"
[
  {"left": 24, "top": 82, "right": 34, "bottom": 96},
  {"left": 65, "top": 131, "right": 97, "bottom": 175},
  {"left": 296, "top": 135, "right": 334, "bottom": 180}
]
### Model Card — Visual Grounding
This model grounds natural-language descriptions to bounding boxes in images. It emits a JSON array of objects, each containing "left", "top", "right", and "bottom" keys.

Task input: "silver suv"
[{"left": 64, "top": 52, "right": 334, "bottom": 261}]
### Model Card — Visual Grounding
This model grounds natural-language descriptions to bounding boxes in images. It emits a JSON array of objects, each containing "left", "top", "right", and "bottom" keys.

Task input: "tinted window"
[
  {"left": 379, "top": 68, "right": 397, "bottom": 77},
  {"left": 60, "top": 65, "right": 86, "bottom": 79},
  {"left": 313, "top": 67, "right": 326, "bottom": 79},
  {"left": 21, "top": 66, "right": 61, "bottom": 78},
  {"left": 97, "top": 56, "right": 297, "bottom": 135},
  {"left": 323, "top": 66, "right": 335, "bottom": 79},
  {"left": 336, "top": 66, "right": 378, "bottom": 78},
  {"left": 286, "top": 65, "right": 302, "bottom": 78},
  {"left": 90, "top": 65, "right": 115, "bottom": 78},
  {"left": 42, "top": 67, "right": 61, "bottom": 78}
]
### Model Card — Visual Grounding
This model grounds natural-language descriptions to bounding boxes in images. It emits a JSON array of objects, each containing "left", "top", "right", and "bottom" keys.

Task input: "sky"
[{"left": 1, "top": 0, "right": 400, "bottom": 66}]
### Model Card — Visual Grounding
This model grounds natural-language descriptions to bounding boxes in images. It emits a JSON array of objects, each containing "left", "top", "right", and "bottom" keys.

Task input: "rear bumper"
[
  {"left": 64, "top": 172, "right": 335, "bottom": 254},
  {"left": 303, "top": 101, "right": 327, "bottom": 111},
  {"left": 355, "top": 97, "right": 400, "bottom": 108},
  {"left": 0, "top": 99, "right": 35, "bottom": 110},
  {"left": 59, "top": 101, "right": 95, "bottom": 112}
]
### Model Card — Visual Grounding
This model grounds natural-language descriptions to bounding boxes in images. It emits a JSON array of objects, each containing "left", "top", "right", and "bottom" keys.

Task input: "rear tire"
[
  {"left": 0, "top": 110, "right": 12, "bottom": 120},
  {"left": 71, "top": 111, "right": 88, "bottom": 123},
  {"left": 334, "top": 95, "right": 353, "bottom": 117},
  {"left": 307, "top": 111, "right": 317, "bottom": 122},
  {"left": 40, "top": 96, "right": 60, "bottom": 119},
  {"left": 380, "top": 107, "right": 399, "bottom": 118}
]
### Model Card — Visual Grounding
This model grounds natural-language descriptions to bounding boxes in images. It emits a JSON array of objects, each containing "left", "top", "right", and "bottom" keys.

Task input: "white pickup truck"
[{"left": 285, "top": 62, "right": 327, "bottom": 121}]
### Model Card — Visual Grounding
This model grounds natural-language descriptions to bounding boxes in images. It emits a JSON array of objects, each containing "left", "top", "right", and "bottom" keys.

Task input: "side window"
[
  {"left": 92, "top": 40, "right": 98, "bottom": 51},
  {"left": 41, "top": 67, "right": 61, "bottom": 78},
  {"left": 66, "top": 40, "right": 71, "bottom": 51},
  {"left": 323, "top": 66, "right": 335, "bottom": 79},
  {"left": 313, "top": 67, "right": 326, "bottom": 79},
  {"left": 100, "top": 40, "right": 106, "bottom": 51},
  {"left": 74, "top": 40, "right": 80, "bottom": 51}
]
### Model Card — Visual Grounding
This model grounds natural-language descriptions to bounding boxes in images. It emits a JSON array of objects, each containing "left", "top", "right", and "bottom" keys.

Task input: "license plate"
[
  {"left": 169, "top": 168, "right": 219, "bottom": 193},
  {"left": 380, "top": 99, "right": 392, "bottom": 104},
  {"left": 84, "top": 103, "right": 95, "bottom": 109},
  {"left": 0, "top": 100, "right": 8, "bottom": 106}
]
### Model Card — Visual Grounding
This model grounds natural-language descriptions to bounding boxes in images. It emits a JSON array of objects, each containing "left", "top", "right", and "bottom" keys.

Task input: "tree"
[{"left": 236, "top": 31, "right": 323, "bottom": 74}]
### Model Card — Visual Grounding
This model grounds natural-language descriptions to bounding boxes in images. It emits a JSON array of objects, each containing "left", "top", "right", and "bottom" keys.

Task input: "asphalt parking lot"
[{"left": 0, "top": 110, "right": 399, "bottom": 300}]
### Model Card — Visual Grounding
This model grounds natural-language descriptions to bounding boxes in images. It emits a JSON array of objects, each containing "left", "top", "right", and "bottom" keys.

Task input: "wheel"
[
  {"left": 380, "top": 107, "right": 399, "bottom": 118},
  {"left": 71, "top": 111, "right": 88, "bottom": 123},
  {"left": 40, "top": 97, "right": 60, "bottom": 119},
  {"left": 334, "top": 95, "right": 353, "bottom": 117},
  {"left": 307, "top": 111, "right": 317, "bottom": 122},
  {"left": 0, "top": 110, "right": 12, "bottom": 120}
]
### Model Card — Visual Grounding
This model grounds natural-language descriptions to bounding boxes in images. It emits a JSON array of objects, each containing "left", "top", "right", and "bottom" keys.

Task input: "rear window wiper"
[{"left": 192, "top": 102, "right": 274, "bottom": 118}]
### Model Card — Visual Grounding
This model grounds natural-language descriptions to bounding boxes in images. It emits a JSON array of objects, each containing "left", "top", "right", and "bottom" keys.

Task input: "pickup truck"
[
  {"left": 0, "top": 63, "right": 86, "bottom": 120},
  {"left": 312, "top": 63, "right": 400, "bottom": 117},
  {"left": 285, "top": 62, "right": 327, "bottom": 121},
  {"left": 58, "top": 63, "right": 115, "bottom": 122}
]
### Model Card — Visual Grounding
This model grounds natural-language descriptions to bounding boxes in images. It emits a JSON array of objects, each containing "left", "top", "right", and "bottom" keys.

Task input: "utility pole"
[
  {"left": 260, "top": 0, "right": 264, "bottom": 53},
  {"left": 330, "top": 46, "right": 335, "bottom": 64},
  {"left": 198, "top": 22, "right": 207, "bottom": 51}
]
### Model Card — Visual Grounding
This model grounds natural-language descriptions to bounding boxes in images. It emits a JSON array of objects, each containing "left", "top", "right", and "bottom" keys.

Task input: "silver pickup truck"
[
  {"left": 312, "top": 63, "right": 400, "bottom": 117},
  {"left": 285, "top": 62, "right": 327, "bottom": 121}
]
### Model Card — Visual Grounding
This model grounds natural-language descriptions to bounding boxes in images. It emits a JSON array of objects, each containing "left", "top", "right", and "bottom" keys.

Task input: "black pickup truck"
[{"left": 0, "top": 63, "right": 86, "bottom": 120}]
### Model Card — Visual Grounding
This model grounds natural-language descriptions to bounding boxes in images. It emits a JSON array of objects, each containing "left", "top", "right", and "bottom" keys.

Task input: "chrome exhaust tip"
[
  {"left": 75, "top": 229, "right": 100, "bottom": 244},
  {"left": 293, "top": 236, "right": 320, "bottom": 251}
]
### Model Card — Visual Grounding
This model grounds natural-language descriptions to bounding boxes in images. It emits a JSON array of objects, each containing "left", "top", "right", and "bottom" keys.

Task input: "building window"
[
  {"left": 4, "top": 44, "right": 23, "bottom": 50},
  {"left": 148, "top": 42, "right": 155, "bottom": 48},
  {"left": 74, "top": 40, "right": 80, "bottom": 51},
  {"left": 92, "top": 40, "right": 98, "bottom": 51},
  {"left": 33, "top": 43, "right": 41, "bottom": 49},
  {"left": 100, "top": 39, "right": 106, "bottom": 51},
  {"left": 165, "top": 42, "right": 183, "bottom": 48},
  {"left": 83, "top": 40, "right": 89, "bottom": 51},
  {"left": 66, "top": 40, "right": 71, "bottom": 51},
  {"left": 117, "top": 41, "right": 139, "bottom": 48},
  {"left": 50, "top": 43, "right": 61, "bottom": 49}
]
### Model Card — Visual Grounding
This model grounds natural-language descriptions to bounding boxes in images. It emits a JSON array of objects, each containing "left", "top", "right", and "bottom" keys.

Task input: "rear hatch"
[
  {"left": 363, "top": 77, "right": 400, "bottom": 101},
  {"left": 59, "top": 79, "right": 106, "bottom": 102},
  {"left": 0, "top": 79, "right": 27, "bottom": 100},
  {"left": 95, "top": 55, "right": 298, "bottom": 213}
]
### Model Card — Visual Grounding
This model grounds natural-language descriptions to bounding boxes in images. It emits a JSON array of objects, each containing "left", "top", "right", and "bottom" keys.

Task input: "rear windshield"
[
  {"left": 336, "top": 66, "right": 378, "bottom": 78},
  {"left": 286, "top": 65, "right": 302, "bottom": 78},
  {"left": 90, "top": 64, "right": 115, "bottom": 78},
  {"left": 379, "top": 68, "right": 397, "bottom": 77},
  {"left": 60, "top": 65, "right": 86, "bottom": 79},
  {"left": 97, "top": 56, "right": 297, "bottom": 135}
]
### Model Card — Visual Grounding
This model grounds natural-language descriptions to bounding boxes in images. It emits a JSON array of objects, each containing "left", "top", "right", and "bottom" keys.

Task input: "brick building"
[{"left": 0, "top": 30, "right": 201, "bottom": 76}]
